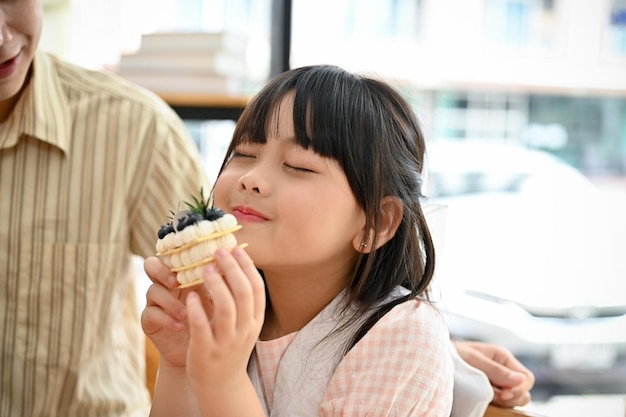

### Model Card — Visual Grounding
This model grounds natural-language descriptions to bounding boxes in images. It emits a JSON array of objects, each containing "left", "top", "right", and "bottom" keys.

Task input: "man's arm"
[{"left": 455, "top": 341, "right": 535, "bottom": 408}]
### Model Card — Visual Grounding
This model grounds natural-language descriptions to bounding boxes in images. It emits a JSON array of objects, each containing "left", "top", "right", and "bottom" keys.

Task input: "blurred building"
[
  {"left": 293, "top": 1, "right": 626, "bottom": 94},
  {"left": 42, "top": 0, "right": 626, "bottom": 178},
  {"left": 291, "top": 0, "right": 626, "bottom": 178}
]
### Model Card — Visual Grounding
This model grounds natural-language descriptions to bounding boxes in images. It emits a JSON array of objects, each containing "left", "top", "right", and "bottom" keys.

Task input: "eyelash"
[
  {"left": 232, "top": 151, "right": 252, "bottom": 159},
  {"left": 232, "top": 149, "right": 314, "bottom": 173},
  {"left": 285, "top": 164, "right": 313, "bottom": 173}
]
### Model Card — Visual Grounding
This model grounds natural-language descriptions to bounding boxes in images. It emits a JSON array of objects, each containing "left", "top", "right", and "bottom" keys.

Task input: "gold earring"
[{"left": 360, "top": 241, "right": 367, "bottom": 248}]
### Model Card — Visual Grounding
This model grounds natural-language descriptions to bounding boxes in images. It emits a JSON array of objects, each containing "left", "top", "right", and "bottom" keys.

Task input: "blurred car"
[{"left": 424, "top": 141, "right": 626, "bottom": 398}]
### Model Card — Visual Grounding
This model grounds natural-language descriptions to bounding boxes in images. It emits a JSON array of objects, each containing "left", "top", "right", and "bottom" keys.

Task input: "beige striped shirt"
[{"left": 0, "top": 51, "right": 210, "bottom": 416}]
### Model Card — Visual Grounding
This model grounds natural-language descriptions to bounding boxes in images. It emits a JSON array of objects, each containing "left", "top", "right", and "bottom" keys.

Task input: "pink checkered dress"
[{"left": 254, "top": 299, "right": 454, "bottom": 416}]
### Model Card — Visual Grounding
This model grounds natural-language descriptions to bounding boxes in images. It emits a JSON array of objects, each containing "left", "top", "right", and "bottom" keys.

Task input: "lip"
[
  {"left": 0, "top": 52, "right": 20, "bottom": 79},
  {"left": 232, "top": 206, "right": 269, "bottom": 223}
]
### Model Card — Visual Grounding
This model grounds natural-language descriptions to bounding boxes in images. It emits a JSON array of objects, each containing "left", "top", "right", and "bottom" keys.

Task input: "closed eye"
[
  {"left": 284, "top": 163, "right": 315, "bottom": 173},
  {"left": 232, "top": 151, "right": 255, "bottom": 159}
]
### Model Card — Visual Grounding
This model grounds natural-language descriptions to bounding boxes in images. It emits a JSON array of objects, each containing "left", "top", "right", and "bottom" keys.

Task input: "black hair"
[{"left": 217, "top": 65, "right": 435, "bottom": 351}]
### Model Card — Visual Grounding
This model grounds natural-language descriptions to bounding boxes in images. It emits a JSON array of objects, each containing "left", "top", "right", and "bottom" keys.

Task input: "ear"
[{"left": 352, "top": 196, "right": 404, "bottom": 253}]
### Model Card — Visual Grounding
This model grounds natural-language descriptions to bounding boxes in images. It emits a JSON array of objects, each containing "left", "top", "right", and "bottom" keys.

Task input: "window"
[
  {"left": 290, "top": 0, "right": 424, "bottom": 71},
  {"left": 606, "top": 0, "right": 626, "bottom": 58},
  {"left": 484, "top": 0, "right": 557, "bottom": 50},
  {"left": 432, "top": 91, "right": 528, "bottom": 142}
]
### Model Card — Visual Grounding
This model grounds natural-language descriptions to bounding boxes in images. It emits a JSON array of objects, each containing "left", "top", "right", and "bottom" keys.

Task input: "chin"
[{"left": 0, "top": 73, "right": 30, "bottom": 103}]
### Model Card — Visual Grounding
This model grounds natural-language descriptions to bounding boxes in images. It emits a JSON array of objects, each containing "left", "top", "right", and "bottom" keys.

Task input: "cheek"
[
  {"left": 291, "top": 188, "right": 362, "bottom": 235},
  {"left": 212, "top": 170, "right": 238, "bottom": 208},
  {"left": 18, "top": 2, "right": 43, "bottom": 44}
]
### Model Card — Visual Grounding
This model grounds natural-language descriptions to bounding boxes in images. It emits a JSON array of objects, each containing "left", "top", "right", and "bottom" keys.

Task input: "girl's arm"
[
  {"left": 141, "top": 256, "right": 204, "bottom": 415},
  {"left": 151, "top": 361, "right": 263, "bottom": 417},
  {"left": 150, "top": 365, "right": 202, "bottom": 417},
  {"left": 185, "top": 248, "right": 267, "bottom": 417},
  {"left": 190, "top": 364, "right": 266, "bottom": 417}
]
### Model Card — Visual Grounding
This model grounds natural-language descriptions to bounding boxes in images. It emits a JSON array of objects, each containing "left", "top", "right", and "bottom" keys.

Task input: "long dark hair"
[{"left": 218, "top": 65, "right": 435, "bottom": 350}]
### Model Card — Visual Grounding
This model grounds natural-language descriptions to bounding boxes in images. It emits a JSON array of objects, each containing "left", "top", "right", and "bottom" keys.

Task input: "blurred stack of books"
[{"left": 115, "top": 31, "right": 249, "bottom": 95}]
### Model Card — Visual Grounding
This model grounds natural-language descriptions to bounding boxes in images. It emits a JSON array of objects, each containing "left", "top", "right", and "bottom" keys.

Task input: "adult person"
[{"left": 0, "top": 0, "right": 209, "bottom": 415}]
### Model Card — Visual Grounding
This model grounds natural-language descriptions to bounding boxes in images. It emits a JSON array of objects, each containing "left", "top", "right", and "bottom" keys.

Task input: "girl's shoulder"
[
  {"left": 380, "top": 297, "right": 446, "bottom": 323},
  {"left": 363, "top": 299, "right": 451, "bottom": 350},
  {"left": 322, "top": 299, "right": 454, "bottom": 415}
]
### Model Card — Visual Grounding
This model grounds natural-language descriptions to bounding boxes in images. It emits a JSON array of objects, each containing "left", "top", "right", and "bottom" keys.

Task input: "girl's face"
[{"left": 213, "top": 93, "right": 366, "bottom": 278}]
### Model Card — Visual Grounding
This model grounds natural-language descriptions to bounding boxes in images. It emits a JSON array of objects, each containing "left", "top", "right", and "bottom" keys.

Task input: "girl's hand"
[
  {"left": 185, "top": 247, "right": 266, "bottom": 393},
  {"left": 140, "top": 256, "right": 213, "bottom": 368}
]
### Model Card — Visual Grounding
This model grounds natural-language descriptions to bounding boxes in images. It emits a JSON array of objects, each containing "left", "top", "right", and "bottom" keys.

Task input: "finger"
[
  {"left": 141, "top": 305, "right": 185, "bottom": 335},
  {"left": 145, "top": 283, "right": 187, "bottom": 322},
  {"left": 456, "top": 341, "right": 535, "bottom": 408},
  {"left": 489, "top": 366, "right": 527, "bottom": 390},
  {"left": 197, "top": 281, "right": 215, "bottom": 319},
  {"left": 460, "top": 347, "right": 510, "bottom": 385},
  {"left": 214, "top": 248, "right": 255, "bottom": 329},
  {"left": 462, "top": 344, "right": 529, "bottom": 390},
  {"left": 231, "top": 247, "right": 266, "bottom": 323},
  {"left": 145, "top": 256, "right": 178, "bottom": 288},
  {"left": 186, "top": 291, "right": 214, "bottom": 347},
  {"left": 490, "top": 350, "right": 536, "bottom": 390},
  {"left": 204, "top": 262, "right": 237, "bottom": 338},
  {"left": 492, "top": 387, "right": 532, "bottom": 408}
]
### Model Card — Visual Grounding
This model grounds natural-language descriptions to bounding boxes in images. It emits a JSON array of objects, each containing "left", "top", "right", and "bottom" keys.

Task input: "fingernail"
[
  {"left": 232, "top": 246, "right": 244, "bottom": 256},
  {"left": 167, "top": 275, "right": 177, "bottom": 287},
  {"left": 215, "top": 248, "right": 227, "bottom": 258},
  {"left": 171, "top": 320, "right": 184, "bottom": 330},
  {"left": 186, "top": 292, "right": 199, "bottom": 303}
]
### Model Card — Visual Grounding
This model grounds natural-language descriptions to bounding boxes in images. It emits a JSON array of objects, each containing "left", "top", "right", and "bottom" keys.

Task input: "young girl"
[{"left": 142, "top": 65, "right": 454, "bottom": 416}]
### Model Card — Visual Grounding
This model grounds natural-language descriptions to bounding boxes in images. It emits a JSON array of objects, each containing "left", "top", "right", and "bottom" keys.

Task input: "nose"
[
  {"left": 0, "top": 16, "right": 12, "bottom": 46},
  {"left": 237, "top": 169, "right": 270, "bottom": 196}
]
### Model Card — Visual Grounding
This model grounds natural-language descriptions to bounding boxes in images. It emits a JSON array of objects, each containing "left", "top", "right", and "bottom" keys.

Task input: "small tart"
[{"left": 156, "top": 211, "right": 243, "bottom": 288}]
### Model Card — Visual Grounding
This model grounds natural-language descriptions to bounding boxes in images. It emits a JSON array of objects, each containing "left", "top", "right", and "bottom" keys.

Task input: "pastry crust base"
[{"left": 175, "top": 243, "right": 249, "bottom": 288}]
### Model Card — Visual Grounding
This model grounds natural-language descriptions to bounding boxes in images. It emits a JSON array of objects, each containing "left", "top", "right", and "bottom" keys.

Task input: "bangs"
[{"left": 231, "top": 66, "right": 363, "bottom": 161}]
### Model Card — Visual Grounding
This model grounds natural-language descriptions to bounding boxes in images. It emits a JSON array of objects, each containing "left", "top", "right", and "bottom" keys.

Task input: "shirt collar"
[{"left": 2, "top": 51, "right": 71, "bottom": 153}]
